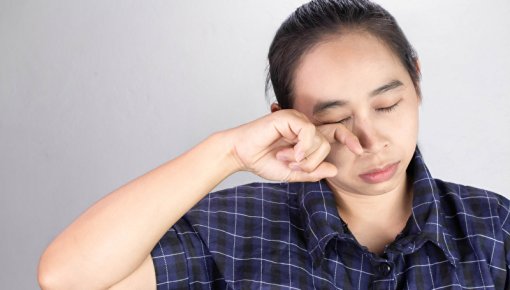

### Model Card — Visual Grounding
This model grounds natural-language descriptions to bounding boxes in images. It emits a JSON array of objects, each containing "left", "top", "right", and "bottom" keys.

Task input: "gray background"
[{"left": 1, "top": 1, "right": 509, "bottom": 289}]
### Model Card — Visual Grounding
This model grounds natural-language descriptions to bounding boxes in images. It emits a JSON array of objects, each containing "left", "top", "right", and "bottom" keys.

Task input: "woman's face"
[{"left": 292, "top": 32, "right": 420, "bottom": 196}]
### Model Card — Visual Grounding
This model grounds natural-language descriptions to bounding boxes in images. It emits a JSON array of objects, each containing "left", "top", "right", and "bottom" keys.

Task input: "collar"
[
  {"left": 403, "top": 147, "right": 459, "bottom": 266},
  {"left": 297, "top": 180, "right": 347, "bottom": 266},
  {"left": 297, "top": 147, "right": 459, "bottom": 267}
]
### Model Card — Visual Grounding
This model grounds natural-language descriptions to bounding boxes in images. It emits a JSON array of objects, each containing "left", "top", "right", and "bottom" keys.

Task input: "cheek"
[
  {"left": 398, "top": 103, "right": 419, "bottom": 140},
  {"left": 325, "top": 144, "right": 357, "bottom": 172},
  {"left": 381, "top": 98, "right": 419, "bottom": 142}
]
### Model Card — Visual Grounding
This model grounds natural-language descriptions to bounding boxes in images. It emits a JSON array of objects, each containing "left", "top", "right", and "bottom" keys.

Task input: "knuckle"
[
  {"left": 286, "top": 109, "right": 304, "bottom": 118},
  {"left": 302, "top": 123, "right": 316, "bottom": 138},
  {"left": 290, "top": 109, "right": 308, "bottom": 119}
]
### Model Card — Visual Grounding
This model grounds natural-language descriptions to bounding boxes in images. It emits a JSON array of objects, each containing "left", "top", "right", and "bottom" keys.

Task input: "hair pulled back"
[{"left": 266, "top": 0, "right": 421, "bottom": 109}]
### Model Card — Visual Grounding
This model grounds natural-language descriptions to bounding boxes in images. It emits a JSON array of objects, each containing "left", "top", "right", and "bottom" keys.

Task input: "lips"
[{"left": 358, "top": 161, "right": 400, "bottom": 184}]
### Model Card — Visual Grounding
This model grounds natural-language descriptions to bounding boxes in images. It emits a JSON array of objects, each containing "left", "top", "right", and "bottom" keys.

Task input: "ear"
[{"left": 270, "top": 102, "right": 281, "bottom": 113}]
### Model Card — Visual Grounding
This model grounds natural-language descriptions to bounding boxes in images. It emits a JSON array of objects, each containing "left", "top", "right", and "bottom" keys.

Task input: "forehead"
[{"left": 292, "top": 32, "right": 409, "bottom": 111}]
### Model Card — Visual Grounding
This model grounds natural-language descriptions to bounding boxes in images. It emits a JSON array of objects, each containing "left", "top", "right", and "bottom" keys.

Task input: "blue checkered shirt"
[{"left": 151, "top": 149, "right": 510, "bottom": 289}]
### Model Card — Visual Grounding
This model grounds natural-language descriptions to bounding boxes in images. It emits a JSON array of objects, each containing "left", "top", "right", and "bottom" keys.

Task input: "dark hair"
[{"left": 266, "top": 0, "right": 421, "bottom": 109}]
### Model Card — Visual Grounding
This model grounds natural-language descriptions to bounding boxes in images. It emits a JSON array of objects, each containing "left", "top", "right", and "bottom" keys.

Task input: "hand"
[{"left": 226, "top": 109, "right": 362, "bottom": 182}]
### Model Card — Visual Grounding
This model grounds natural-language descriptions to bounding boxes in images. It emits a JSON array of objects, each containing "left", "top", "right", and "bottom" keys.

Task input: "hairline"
[{"left": 286, "top": 26, "right": 419, "bottom": 109}]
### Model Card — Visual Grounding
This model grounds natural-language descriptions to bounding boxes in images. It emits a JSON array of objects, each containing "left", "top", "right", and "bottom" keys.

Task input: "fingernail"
[
  {"left": 354, "top": 144, "right": 363, "bottom": 155},
  {"left": 276, "top": 154, "right": 288, "bottom": 161},
  {"left": 347, "top": 138, "right": 363, "bottom": 155},
  {"left": 289, "top": 162, "right": 301, "bottom": 171}
]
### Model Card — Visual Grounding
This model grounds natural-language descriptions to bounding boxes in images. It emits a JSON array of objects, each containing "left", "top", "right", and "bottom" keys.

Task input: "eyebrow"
[
  {"left": 312, "top": 79, "right": 403, "bottom": 115},
  {"left": 370, "top": 80, "right": 403, "bottom": 97}
]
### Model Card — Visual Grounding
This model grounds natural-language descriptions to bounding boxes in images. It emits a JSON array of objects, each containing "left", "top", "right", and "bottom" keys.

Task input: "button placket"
[{"left": 378, "top": 262, "right": 392, "bottom": 277}]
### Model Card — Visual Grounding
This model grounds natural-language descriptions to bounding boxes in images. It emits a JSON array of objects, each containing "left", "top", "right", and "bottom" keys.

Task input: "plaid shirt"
[{"left": 151, "top": 149, "right": 510, "bottom": 289}]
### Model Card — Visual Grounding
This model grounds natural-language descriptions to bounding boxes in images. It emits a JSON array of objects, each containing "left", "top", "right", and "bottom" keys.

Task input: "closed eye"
[
  {"left": 334, "top": 116, "right": 351, "bottom": 124},
  {"left": 376, "top": 101, "right": 400, "bottom": 113},
  {"left": 324, "top": 100, "right": 400, "bottom": 125}
]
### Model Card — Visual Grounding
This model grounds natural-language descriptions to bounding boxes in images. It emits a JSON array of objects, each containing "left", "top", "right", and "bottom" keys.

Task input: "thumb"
[{"left": 285, "top": 162, "right": 338, "bottom": 182}]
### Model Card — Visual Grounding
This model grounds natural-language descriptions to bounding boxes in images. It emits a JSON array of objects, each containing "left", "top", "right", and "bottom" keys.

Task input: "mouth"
[{"left": 358, "top": 161, "right": 400, "bottom": 184}]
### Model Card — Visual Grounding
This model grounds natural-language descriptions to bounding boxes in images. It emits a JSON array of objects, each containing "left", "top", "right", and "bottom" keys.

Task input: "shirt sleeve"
[
  {"left": 150, "top": 225, "right": 189, "bottom": 289},
  {"left": 150, "top": 215, "right": 225, "bottom": 289}
]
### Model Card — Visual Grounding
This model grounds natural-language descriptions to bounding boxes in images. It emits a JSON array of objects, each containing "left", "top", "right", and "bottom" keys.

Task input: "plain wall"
[{"left": 1, "top": 1, "right": 509, "bottom": 288}]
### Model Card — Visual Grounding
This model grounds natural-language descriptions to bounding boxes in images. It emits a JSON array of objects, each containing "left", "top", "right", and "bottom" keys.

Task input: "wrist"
[{"left": 208, "top": 130, "right": 246, "bottom": 175}]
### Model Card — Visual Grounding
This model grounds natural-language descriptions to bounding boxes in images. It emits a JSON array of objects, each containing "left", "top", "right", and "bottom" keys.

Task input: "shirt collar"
[
  {"left": 297, "top": 180, "right": 346, "bottom": 266},
  {"left": 297, "top": 147, "right": 459, "bottom": 267},
  {"left": 404, "top": 147, "right": 459, "bottom": 266}
]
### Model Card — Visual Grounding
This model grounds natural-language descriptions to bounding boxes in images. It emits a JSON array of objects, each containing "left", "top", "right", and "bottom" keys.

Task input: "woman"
[{"left": 38, "top": 0, "right": 510, "bottom": 289}]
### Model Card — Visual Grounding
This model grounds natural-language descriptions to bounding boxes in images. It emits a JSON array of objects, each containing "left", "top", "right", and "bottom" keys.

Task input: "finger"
[
  {"left": 271, "top": 110, "right": 309, "bottom": 142},
  {"left": 275, "top": 132, "right": 322, "bottom": 163},
  {"left": 288, "top": 138, "right": 331, "bottom": 173},
  {"left": 270, "top": 110, "right": 319, "bottom": 162},
  {"left": 285, "top": 162, "right": 338, "bottom": 182},
  {"left": 344, "top": 134, "right": 363, "bottom": 155},
  {"left": 297, "top": 134, "right": 324, "bottom": 163},
  {"left": 317, "top": 124, "right": 363, "bottom": 155},
  {"left": 275, "top": 147, "right": 296, "bottom": 162},
  {"left": 292, "top": 123, "right": 317, "bottom": 162}
]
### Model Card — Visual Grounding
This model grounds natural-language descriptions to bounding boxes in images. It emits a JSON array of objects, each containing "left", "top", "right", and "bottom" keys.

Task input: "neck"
[
  {"left": 327, "top": 176, "right": 413, "bottom": 254},
  {"left": 332, "top": 176, "right": 412, "bottom": 223}
]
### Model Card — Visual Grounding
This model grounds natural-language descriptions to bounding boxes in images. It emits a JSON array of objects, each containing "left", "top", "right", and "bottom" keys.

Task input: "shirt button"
[{"left": 378, "top": 262, "right": 392, "bottom": 276}]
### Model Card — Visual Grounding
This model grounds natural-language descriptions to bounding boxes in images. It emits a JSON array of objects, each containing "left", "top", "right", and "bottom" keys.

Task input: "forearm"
[
  {"left": 38, "top": 110, "right": 347, "bottom": 289},
  {"left": 38, "top": 131, "right": 241, "bottom": 289}
]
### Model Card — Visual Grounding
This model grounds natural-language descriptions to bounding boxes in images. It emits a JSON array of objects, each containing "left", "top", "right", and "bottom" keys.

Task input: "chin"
[{"left": 357, "top": 178, "right": 403, "bottom": 196}]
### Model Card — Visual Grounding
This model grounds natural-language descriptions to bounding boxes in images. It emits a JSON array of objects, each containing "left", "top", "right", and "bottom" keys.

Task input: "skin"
[
  {"left": 38, "top": 31, "right": 420, "bottom": 289},
  {"left": 290, "top": 31, "right": 420, "bottom": 253}
]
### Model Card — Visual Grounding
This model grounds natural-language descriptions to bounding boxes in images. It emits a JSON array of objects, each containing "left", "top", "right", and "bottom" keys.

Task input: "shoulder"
[
  {"left": 435, "top": 179, "right": 509, "bottom": 213},
  {"left": 183, "top": 181, "right": 301, "bottom": 225},
  {"left": 435, "top": 179, "right": 510, "bottom": 230},
  {"left": 195, "top": 181, "right": 297, "bottom": 207}
]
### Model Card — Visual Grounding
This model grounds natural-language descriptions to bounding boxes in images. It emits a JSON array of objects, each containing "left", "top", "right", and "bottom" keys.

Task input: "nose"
[{"left": 351, "top": 117, "right": 387, "bottom": 154}]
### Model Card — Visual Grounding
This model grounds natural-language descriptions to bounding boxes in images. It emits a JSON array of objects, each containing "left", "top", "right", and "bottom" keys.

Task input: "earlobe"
[{"left": 271, "top": 103, "right": 281, "bottom": 113}]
